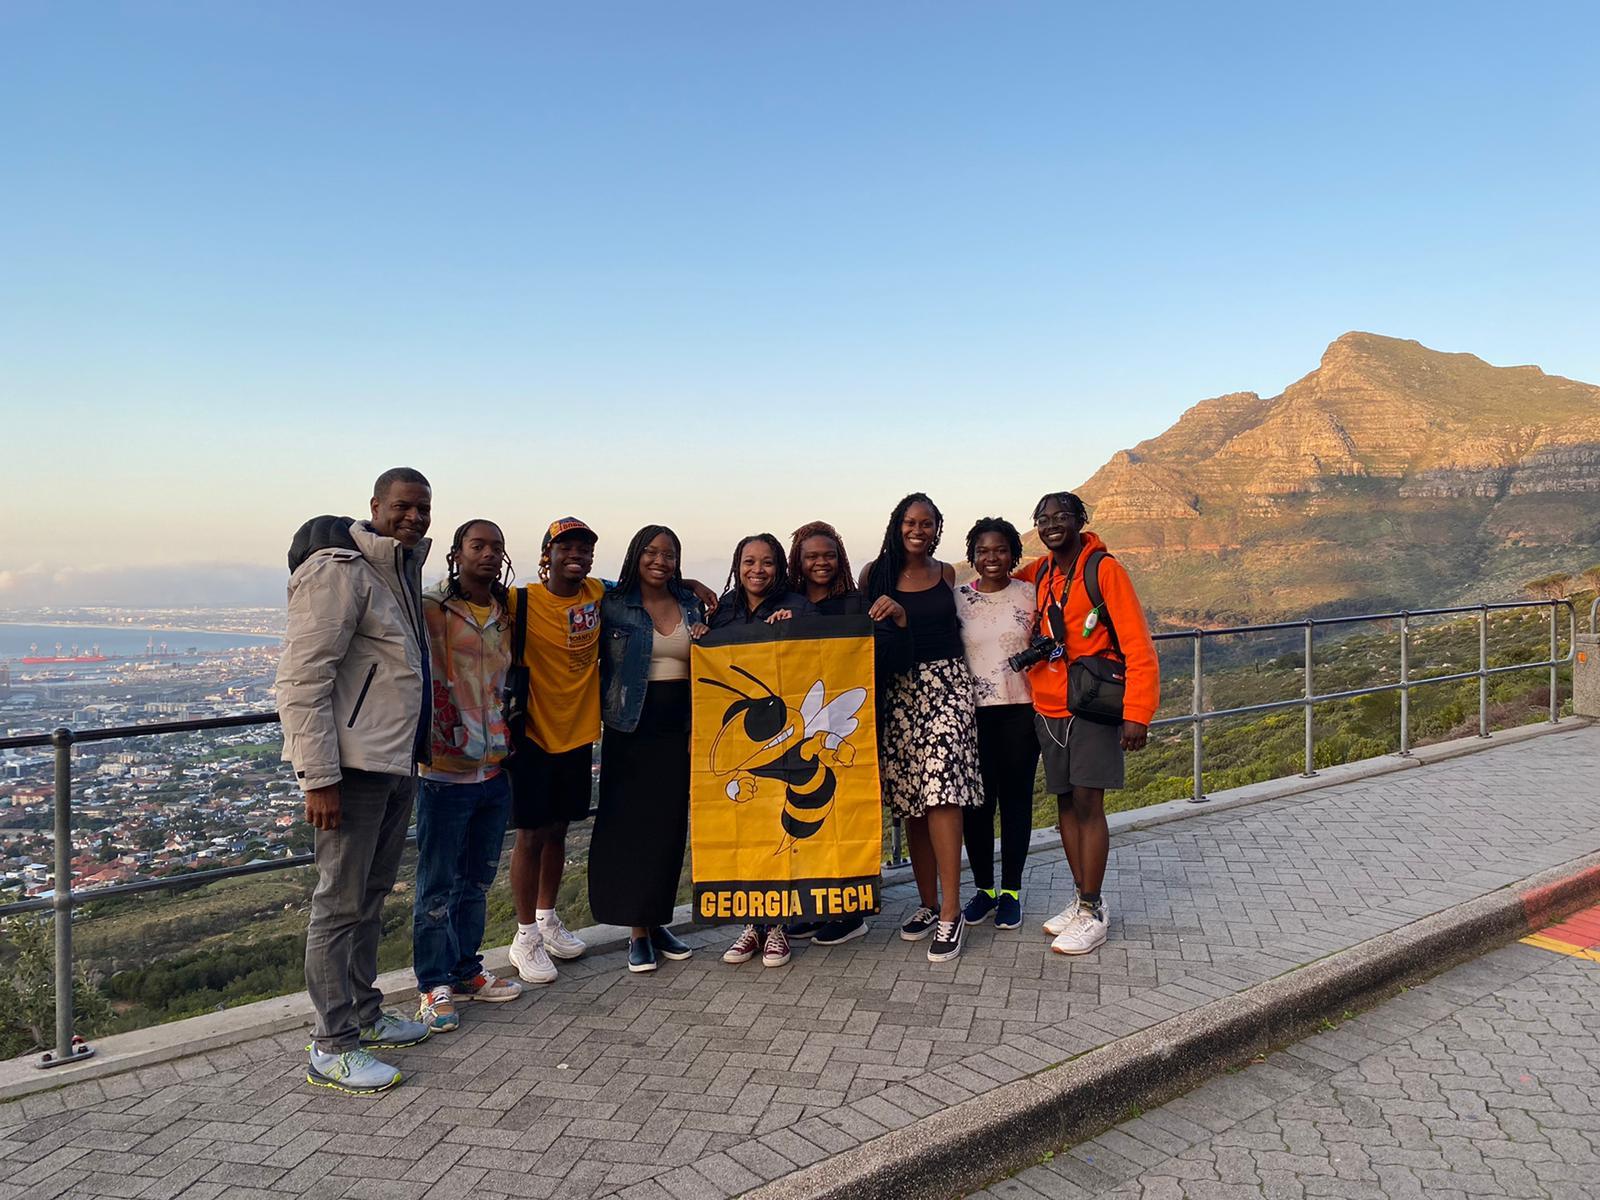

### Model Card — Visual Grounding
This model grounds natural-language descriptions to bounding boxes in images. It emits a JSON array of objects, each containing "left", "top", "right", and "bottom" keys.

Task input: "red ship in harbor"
[{"left": 18, "top": 642, "right": 110, "bottom": 665}]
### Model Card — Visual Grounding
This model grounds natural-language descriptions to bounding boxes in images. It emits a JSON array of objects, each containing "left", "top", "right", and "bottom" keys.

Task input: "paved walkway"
[
  {"left": 972, "top": 910, "right": 1600, "bottom": 1200},
  {"left": 2, "top": 724, "right": 1598, "bottom": 1200}
]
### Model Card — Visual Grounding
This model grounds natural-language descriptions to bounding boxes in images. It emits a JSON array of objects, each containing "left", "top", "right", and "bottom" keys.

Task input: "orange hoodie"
[{"left": 1015, "top": 532, "right": 1160, "bottom": 725}]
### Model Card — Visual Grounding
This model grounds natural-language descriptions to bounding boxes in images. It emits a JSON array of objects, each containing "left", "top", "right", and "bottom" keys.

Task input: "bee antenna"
[
  {"left": 697, "top": 676, "right": 752, "bottom": 698},
  {"left": 728, "top": 665, "right": 778, "bottom": 697}
]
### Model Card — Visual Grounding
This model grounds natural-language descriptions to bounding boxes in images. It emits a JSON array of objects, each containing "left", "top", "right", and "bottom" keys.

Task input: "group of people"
[{"left": 275, "top": 468, "right": 1159, "bottom": 1095}]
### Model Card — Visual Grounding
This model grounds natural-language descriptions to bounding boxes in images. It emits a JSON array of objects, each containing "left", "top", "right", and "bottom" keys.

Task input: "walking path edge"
[{"left": 742, "top": 847, "right": 1600, "bottom": 1200}]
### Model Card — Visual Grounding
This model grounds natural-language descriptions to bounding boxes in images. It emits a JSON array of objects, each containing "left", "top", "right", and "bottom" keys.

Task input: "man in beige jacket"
[{"left": 276, "top": 467, "right": 435, "bottom": 1094}]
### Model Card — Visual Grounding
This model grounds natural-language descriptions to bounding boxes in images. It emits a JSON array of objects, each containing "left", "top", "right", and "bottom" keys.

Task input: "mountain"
[{"left": 1036, "top": 333, "right": 1600, "bottom": 624}]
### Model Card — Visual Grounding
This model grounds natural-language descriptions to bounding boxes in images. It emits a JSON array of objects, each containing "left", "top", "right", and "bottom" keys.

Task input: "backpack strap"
[
  {"left": 512, "top": 586, "right": 529, "bottom": 662},
  {"left": 1084, "top": 551, "right": 1123, "bottom": 657}
]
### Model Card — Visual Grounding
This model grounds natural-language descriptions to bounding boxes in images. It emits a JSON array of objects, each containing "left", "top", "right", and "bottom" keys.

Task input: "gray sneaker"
[
  {"left": 306, "top": 1047, "right": 402, "bottom": 1094},
  {"left": 359, "top": 1010, "right": 431, "bottom": 1049}
]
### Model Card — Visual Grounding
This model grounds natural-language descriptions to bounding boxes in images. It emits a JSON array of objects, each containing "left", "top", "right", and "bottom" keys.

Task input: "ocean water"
[{"left": 0, "top": 623, "right": 281, "bottom": 660}]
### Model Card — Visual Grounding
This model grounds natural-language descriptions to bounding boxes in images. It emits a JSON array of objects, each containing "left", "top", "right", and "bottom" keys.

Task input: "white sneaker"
[
  {"left": 1043, "top": 886, "right": 1082, "bottom": 937},
  {"left": 1050, "top": 904, "right": 1108, "bottom": 956},
  {"left": 539, "top": 913, "right": 587, "bottom": 960},
  {"left": 509, "top": 930, "right": 558, "bottom": 984}
]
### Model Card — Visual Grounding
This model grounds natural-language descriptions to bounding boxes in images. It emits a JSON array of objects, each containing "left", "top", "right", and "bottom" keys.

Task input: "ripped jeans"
[{"left": 413, "top": 772, "right": 512, "bottom": 991}]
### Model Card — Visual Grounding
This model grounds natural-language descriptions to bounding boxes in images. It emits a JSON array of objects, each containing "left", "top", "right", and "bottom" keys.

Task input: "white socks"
[{"left": 536, "top": 908, "right": 556, "bottom": 924}]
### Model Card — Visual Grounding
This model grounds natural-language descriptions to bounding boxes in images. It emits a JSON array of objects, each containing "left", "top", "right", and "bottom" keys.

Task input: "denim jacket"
[{"left": 599, "top": 584, "right": 707, "bottom": 732}]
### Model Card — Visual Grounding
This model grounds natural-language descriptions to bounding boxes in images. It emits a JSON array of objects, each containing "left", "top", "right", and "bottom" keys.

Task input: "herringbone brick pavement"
[
  {"left": 3, "top": 725, "right": 1597, "bottom": 1200},
  {"left": 973, "top": 917, "right": 1600, "bottom": 1198}
]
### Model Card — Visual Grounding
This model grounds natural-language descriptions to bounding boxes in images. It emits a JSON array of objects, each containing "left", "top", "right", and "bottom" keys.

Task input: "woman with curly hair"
[
  {"left": 954, "top": 517, "right": 1039, "bottom": 934},
  {"left": 859, "top": 494, "right": 982, "bottom": 962},
  {"left": 785, "top": 520, "right": 911, "bottom": 947}
]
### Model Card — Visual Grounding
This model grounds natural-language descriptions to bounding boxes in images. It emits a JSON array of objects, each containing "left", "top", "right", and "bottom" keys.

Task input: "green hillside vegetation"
[{"left": 0, "top": 590, "right": 1586, "bottom": 1055}]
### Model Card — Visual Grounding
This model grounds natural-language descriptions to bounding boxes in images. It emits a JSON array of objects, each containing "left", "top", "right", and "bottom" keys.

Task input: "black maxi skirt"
[{"left": 588, "top": 680, "right": 690, "bottom": 928}]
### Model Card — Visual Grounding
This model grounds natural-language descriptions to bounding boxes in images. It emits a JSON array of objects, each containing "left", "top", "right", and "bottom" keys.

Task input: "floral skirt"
[{"left": 881, "top": 656, "right": 982, "bottom": 819}]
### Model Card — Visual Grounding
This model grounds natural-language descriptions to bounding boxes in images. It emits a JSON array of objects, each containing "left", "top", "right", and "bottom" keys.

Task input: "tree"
[
  {"left": 1581, "top": 564, "right": 1600, "bottom": 594},
  {"left": 0, "top": 916, "right": 115, "bottom": 1059},
  {"left": 1524, "top": 572, "right": 1573, "bottom": 601}
]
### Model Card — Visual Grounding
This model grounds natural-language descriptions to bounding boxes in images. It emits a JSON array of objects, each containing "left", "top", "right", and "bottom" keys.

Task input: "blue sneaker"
[
  {"left": 995, "top": 893, "right": 1023, "bottom": 930},
  {"left": 962, "top": 891, "right": 999, "bottom": 925},
  {"left": 359, "top": 1011, "right": 431, "bottom": 1048},
  {"left": 628, "top": 936, "right": 658, "bottom": 974},
  {"left": 306, "top": 1047, "right": 401, "bottom": 1094}
]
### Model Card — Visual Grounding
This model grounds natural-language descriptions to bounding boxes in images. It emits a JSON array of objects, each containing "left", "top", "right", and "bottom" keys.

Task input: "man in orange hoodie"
[{"left": 1015, "top": 491, "right": 1159, "bottom": 955}]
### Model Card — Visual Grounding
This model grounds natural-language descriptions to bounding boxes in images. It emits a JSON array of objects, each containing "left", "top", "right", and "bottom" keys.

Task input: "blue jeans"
[{"left": 412, "top": 772, "right": 512, "bottom": 991}]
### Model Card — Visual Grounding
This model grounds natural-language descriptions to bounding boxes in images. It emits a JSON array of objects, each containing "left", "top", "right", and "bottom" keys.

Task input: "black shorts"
[
  {"left": 1034, "top": 712, "right": 1125, "bottom": 792},
  {"left": 509, "top": 738, "right": 595, "bottom": 829}
]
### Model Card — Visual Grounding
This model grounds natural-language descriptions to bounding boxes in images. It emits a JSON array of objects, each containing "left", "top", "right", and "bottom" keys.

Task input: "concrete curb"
[
  {"left": 0, "top": 719, "right": 1585, "bottom": 1103},
  {"left": 744, "top": 849, "right": 1600, "bottom": 1200}
]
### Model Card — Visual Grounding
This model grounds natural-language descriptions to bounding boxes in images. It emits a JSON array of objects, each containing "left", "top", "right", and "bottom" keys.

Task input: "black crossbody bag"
[
  {"left": 1039, "top": 550, "right": 1127, "bottom": 726},
  {"left": 501, "top": 586, "right": 531, "bottom": 740}
]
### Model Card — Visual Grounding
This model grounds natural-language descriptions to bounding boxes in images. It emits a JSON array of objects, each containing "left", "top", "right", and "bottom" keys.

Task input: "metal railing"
[
  {"left": 0, "top": 598, "right": 1575, "bottom": 1068},
  {"left": 1147, "top": 600, "right": 1575, "bottom": 801}
]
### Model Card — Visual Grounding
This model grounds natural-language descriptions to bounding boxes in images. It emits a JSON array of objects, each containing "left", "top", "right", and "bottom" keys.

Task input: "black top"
[
  {"left": 708, "top": 590, "right": 816, "bottom": 629},
  {"left": 891, "top": 580, "right": 964, "bottom": 664}
]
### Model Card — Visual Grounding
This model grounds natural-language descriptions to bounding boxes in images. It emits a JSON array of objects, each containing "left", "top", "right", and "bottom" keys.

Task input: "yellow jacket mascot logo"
[{"left": 691, "top": 617, "right": 882, "bottom": 923}]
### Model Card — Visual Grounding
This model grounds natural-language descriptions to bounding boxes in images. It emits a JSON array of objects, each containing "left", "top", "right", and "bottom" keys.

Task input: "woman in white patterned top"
[{"left": 953, "top": 517, "right": 1039, "bottom": 931}]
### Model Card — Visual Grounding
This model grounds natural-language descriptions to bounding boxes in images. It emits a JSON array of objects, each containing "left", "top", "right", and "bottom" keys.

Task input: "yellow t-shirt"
[{"left": 511, "top": 578, "right": 605, "bottom": 753}]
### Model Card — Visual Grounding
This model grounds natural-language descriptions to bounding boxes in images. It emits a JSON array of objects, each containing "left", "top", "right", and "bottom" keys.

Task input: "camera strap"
[{"left": 1037, "top": 547, "right": 1124, "bottom": 658}]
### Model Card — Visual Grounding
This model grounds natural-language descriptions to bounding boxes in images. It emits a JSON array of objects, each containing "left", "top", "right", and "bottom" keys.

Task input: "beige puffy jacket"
[{"left": 275, "top": 520, "right": 432, "bottom": 790}]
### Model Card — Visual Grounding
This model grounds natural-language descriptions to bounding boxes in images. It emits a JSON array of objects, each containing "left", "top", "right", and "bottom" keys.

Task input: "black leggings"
[{"left": 962, "top": 703, "right": 1040, "bottom": 893}]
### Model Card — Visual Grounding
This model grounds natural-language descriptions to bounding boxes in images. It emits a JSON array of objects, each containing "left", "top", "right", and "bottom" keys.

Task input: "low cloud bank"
[{"left": 0, "top": 562, "right": 286, "bottom": 607}]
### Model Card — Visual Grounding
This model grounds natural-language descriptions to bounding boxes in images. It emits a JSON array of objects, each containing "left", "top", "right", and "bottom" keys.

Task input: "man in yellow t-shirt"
[{"left": 506, "top": 518, "right": 605, "bottom": 981}]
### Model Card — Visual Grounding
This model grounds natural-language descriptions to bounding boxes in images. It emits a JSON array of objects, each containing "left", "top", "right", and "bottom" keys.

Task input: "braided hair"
[
  {"left": 722, "top": 533, "right": 789, "bottom": 604},
  {"left": 864, "top": 493, "right": 943, "bottom": 602},
  {"left": 1031, "top": 491, "right": 1089, "bottom": 524},
  {"left": 965, "top": 516, "right": 1024, "bottom": 567},
  {"left": 444, "top": 519, "right": 515, "bottom": 617},
  {"left": 615, "top": 525, "right": 684, "bottom": 596},
  {"left": 787, "top": 521, "right": 856, "bottom": 598}
]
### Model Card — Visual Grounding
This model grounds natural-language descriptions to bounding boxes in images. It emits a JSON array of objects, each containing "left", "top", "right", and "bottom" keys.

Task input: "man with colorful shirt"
[
  {"left": 506, "top": 518, "right": 606, "bottom": 982},
  {"left": 1015, "top": 491, "right": 1160, "bottom": 956},
  {"left": 413, "top": 518, "right": 525, "bottom": 1033}
]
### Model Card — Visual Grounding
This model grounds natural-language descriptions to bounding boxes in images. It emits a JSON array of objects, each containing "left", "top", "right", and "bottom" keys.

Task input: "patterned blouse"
[{"left": 954, "top": 580, "right": 1035, "bottom": 707}]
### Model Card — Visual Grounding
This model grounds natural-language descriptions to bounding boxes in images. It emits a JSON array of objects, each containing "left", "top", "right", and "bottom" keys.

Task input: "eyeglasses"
[{"left": 1034, "top": 515, "right": 1072, "bottom": 529}]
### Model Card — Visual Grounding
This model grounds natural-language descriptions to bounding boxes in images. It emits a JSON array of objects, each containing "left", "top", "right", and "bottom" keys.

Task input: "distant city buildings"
[{"left": 0, "top": 607, "right": 295, "bottom": 904}]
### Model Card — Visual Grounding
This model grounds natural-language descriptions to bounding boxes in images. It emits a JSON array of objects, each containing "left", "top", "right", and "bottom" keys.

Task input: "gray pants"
[{"left": 305, "top": 769, "right": 415, "bottom": 1053}]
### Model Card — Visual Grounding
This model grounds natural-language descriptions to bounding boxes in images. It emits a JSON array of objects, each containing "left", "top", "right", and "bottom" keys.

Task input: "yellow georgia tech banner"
[{"left": 690, "top": 615, "right": 883, "bottom": 924}]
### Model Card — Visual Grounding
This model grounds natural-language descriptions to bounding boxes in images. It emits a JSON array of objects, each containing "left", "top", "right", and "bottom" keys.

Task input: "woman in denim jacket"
[{"left": 588, "top": 525, "right": 709, "bottom": 974}]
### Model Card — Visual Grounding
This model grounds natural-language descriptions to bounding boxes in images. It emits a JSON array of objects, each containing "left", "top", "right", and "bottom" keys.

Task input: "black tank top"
[{"left": 892, "top": 580, "right": 964, "bottom": 664}]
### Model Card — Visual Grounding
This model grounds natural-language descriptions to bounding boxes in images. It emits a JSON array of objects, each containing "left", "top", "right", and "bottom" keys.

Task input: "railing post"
[
  {"left": 888, "top": 816, "right": 906, "bottom": 867},
  {"left": 1189, "top": 633, "right": 1205, "bottom": 803},
  {"left": 1549, "top": 602, "right": 1560, "bottom": 724},
  {"left": 40, "top": 727, "right": 91, "bottom": 1068},
  {"left": 1478, "top": 605, "right": 1490, "bottom": 738},
  {"left": 1302, "top": 621, "right": 1316, "bottom": 777},
  {"left": 1398, "top": 612, "right": 1411, "bottom": 757}
]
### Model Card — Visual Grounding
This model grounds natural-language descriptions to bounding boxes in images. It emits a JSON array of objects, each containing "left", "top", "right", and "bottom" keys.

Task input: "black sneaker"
[
  {"left": 786, "top": 922, "right": 824, "bottom": 940},
  {"left": 927, "top": 916, "right": 963, "bottom": 962},
  {"left": 995, "top": 893, "right": 1023, "bottom": 930},
  {"left": 627, "top": 936, "right": 658, "bottom": 974},
  {"left": 899, "top": 906, "right": 938, "bottom": 941},
  {"left": 814, "top": 916, "right": 867, "bottom": 946},
  {"left": 962, "top": 891, "right": 998, "bottom": 924},
  {"left": 650, "top": 926, "right": 693, "bottom": 961}
]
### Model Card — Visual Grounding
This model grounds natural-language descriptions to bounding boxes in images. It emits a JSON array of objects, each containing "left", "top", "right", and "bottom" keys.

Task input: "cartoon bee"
[{"left": 699, "top": 665, "right": 868, "bottom": 852}]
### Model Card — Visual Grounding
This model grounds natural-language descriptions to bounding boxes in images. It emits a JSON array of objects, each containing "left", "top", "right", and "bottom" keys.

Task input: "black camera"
[{"left": 1006, "top": 635, "right": 1059, "bottom": 673}]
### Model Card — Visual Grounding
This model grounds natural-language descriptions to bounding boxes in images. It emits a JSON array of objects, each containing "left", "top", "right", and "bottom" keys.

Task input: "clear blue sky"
[{"left": 3, "top": 1, "right": 1597, "bottom": 603}]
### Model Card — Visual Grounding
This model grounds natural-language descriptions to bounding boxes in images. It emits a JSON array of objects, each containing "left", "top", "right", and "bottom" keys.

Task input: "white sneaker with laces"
[
  {"left": 1042, "top": 886, "right": 1082, "bottom": 936},
  {"left": 539, "top": 913, "right": 587, "bottom": 960},
  {"left": 509, "top": 930, "right": 558, "bottom": 984},
  {"left": 1050, "top": 903, "right": 1108, "bottom": 956}
]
